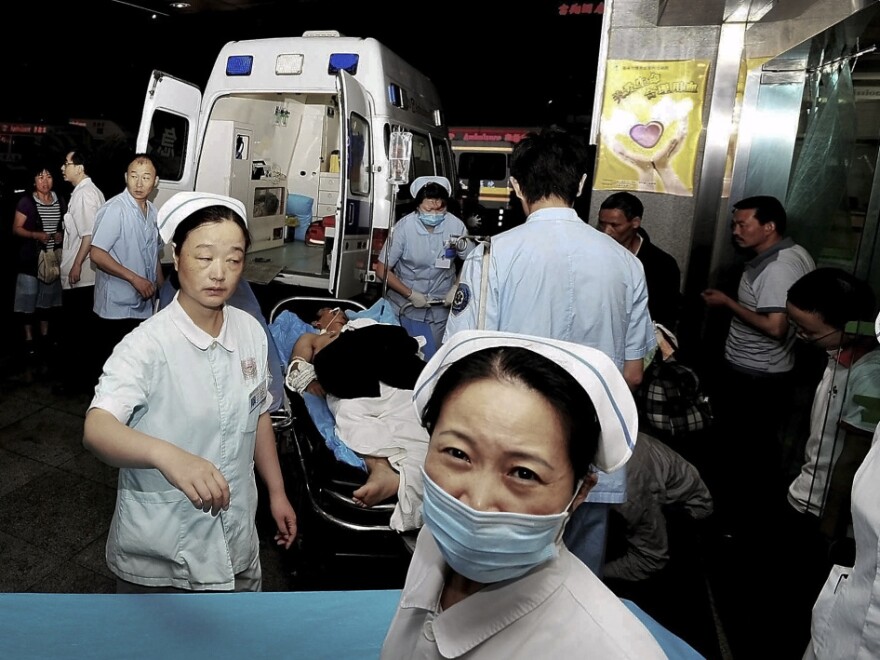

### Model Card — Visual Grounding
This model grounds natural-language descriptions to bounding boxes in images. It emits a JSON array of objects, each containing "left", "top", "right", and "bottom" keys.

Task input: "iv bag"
[{"left": 389, "top": 130, "right": 413, "bottom": 184}]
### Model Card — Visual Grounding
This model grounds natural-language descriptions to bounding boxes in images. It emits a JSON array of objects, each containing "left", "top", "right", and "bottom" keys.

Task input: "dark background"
[{"left": 7, "top": 0, "right": 604, "bottom": 130}]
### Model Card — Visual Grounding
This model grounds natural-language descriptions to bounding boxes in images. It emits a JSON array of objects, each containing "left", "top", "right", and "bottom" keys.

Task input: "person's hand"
[
  {"left": 69, "top": 262, "right": 82, "bottom": 285},
  {"left": 33, "top": 231, "right": 50, "bottom": 245},
  {"left": 305, "top": 380, "right": 326, "bottom": 397},
  {"left": 443, "top": 287, "right": 457, "bottom": 307},
  {"left": 408, "top": 290, "right": 429, "bottom": 308},
  {"left": 608, "top": 136, "right": 655, "bottom": 186},
  {"left": 158, "top": 446, "right": 231, "bottom": 516},
  {"left": 270, "top": 496, "right": 298, "bottom": 549},
  {"left": 131, "top": 274, "right": 156, "bottom": 300},
  {"left": 701, "top": 288, "right": 732, "bottom": 308}
]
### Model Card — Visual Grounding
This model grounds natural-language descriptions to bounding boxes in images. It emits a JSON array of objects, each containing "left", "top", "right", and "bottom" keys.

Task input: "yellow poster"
[{"left": 595, "top": 60, "right": 710, "bottom": 197}]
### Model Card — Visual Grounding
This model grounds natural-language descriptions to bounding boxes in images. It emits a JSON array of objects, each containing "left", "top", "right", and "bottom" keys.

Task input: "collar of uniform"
[
  {"left": 167, "top": 294, "right": 236, "bottom": 352},
  {"left": 525, "top": 207, "right": 579, "bottom": 224},
  {"left": 122, "top": 188, "right": 154, "bottom": 218},
  {"left": 399, "top": 527, "right": 570, "bottom": 657},
  {"left": 746, "top": 236, "right": 794, "bottom": 270},
  {"left": 74, "top": 177, "right": 93, "bottom": 191}
]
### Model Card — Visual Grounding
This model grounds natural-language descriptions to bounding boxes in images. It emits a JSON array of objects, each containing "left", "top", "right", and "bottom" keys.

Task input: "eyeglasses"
[
  {"left": 62, "top": 161, "right": 75, "bottom": 167},
  {"left": 791, "top": 324, "right": 840, "bottom": 345}
]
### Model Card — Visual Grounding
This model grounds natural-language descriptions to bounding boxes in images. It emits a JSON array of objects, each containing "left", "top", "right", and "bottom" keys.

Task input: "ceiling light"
[{"left": 170, "top": 2, "right": 191, "bottom": 8}]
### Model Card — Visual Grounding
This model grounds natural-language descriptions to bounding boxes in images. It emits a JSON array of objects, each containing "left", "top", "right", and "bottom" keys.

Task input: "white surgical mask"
[{"left": 420, "top": 468, "right": 581, "bottom": 583}]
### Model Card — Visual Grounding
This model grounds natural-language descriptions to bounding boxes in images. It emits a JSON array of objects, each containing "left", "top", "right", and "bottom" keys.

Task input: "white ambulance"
[{"left": 136, "top": 30, "right": 454, "bottom": 298}]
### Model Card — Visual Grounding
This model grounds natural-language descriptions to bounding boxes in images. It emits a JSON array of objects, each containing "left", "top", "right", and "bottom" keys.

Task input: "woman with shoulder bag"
[{"left": 12, "top": 160, "right": 67, "bottom": 359}]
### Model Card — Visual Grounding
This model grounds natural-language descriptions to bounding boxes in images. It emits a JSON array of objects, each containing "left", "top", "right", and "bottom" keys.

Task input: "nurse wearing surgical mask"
[
  {"left": 375, "top": 176, "right": 473, "bottom": 353},
  {"left": 381, "top": 330, "right": 667, "bottom": 659}
]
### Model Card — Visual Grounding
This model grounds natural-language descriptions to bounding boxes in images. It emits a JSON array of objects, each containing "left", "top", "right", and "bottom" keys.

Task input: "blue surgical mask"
[
  {"left": 418, "top": 211, "right": 446, "bottom": 227},
  {"left": 420, "top": 468, "right": 580, "bottom": 583}
]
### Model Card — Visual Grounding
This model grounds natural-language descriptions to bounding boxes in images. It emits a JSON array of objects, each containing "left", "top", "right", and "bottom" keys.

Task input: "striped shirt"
[{"left": 35, "top": 194, "right": 61, "bottom": 250}]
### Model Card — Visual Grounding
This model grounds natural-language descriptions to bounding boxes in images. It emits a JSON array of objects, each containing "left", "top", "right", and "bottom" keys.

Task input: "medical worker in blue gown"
[{"left": 375, "top": 176, "right": 473, "bottom": 352}]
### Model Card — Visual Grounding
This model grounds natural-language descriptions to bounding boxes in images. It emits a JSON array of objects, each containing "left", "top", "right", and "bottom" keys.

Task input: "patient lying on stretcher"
[{"left": 286, "top": 307, "right": 429, "bottom": 532}]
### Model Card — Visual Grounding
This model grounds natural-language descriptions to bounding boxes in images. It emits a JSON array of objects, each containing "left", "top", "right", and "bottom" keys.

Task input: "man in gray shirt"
[{"left": 701, "top": 195, "right": 814, "bottom": 535}]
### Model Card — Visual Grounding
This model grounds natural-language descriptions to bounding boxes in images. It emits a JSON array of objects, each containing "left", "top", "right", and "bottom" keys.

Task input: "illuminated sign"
[
  {"left": 558, "top": 2, "right": 604, "bottom": 15},
  {"left": 448, "top": 128, "right": 532, "bottom": 143},
  {"left": 0, "top": 123, "right": 49, "bottom": 135}
]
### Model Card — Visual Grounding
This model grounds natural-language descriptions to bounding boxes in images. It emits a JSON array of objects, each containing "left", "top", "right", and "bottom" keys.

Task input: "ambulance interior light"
[
  {"left": 328, "top": 53, "right": 358, "bottom": 75},
  {"left": 226, "top": 55, "right": 253, "bottom": 76}
]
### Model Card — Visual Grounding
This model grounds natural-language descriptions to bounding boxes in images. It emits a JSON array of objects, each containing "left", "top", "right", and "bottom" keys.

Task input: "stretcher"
[{"left": 267, "top": 296, "right": 421, "bottom": 576}]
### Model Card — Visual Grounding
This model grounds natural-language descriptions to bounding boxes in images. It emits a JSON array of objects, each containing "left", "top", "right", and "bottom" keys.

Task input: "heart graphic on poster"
[{"left": 629, "top": 122, "right": 664, "bottom": 149}]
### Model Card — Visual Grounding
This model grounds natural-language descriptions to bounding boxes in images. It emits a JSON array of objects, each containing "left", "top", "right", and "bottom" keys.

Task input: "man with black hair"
[
  {"left": 786, "top": 268, "right": 880, "bottom": 532},
  {"left": 57, "top": 149, "right": 105, "bottom": 394},
  {"left": 444, "top": 128, "right": 656, "bottom": 577},
  {"left": 701, "top": 195, "right": 815, "bottom": 534},
  {"left": 598, "top": 191, "right": 682, "bottom": 330}
]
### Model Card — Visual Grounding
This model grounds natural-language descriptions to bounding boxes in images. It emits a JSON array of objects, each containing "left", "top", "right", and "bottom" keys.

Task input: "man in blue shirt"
[
  {"left": 90, "top": 153, "right": 163, "bottom": 369},
  {"left": 444, "top": 128, "right": 656, "bottom": 576}
]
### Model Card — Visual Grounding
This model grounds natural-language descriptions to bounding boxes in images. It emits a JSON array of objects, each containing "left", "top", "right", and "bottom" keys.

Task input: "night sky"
[{"left": 9, "top": 0, "right": 603, "bottom": 132}]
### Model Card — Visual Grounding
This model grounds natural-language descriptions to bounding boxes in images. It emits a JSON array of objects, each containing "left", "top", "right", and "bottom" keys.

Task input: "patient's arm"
[{"left": 290, "top": 334, "right": 326, "bottom": 397}]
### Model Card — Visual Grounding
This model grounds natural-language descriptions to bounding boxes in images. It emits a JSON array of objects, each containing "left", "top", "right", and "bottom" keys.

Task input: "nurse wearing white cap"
[
  {"left": 84, "top": 192, "right": 297, "bottom": 593},
  {"left": 382, "top": 330, "right": 666, "bottom": 659},
  {"left": 375, "top": 176, "right": 474, "bottom": 353}
]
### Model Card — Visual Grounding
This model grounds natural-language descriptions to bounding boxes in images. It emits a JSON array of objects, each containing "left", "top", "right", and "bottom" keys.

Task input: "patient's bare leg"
[{"left": 353, "top": 457, "right": 400, "bottom": 507}]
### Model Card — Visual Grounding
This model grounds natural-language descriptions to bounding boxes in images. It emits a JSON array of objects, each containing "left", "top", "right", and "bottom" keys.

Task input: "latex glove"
[
  {"left": 444, "top": 287, "right": 457, "bottom": 307},
  {"left": 407, "top": 290, "right": 429, "bottom": 308}
]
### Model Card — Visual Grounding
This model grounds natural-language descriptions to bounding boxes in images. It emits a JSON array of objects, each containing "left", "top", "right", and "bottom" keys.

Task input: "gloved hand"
[
  {"left": 443, "top": 287, "right": 457, "bottom": 307},
  {"left": 407, "top": 290, "right": 429, "bottom": 308}
]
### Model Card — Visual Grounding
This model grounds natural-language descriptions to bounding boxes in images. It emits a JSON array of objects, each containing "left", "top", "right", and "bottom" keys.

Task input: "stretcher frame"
[{"left": 269, "top": 296, "right": 416, "bottom": 573}]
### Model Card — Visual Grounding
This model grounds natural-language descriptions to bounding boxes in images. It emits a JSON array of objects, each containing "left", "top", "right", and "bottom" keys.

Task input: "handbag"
[
  {"left": 636, "top": 324, "right": 713, "bottom": 437},
  {"left": 37, "top": 248, "right": 62, "bottom": 284}
]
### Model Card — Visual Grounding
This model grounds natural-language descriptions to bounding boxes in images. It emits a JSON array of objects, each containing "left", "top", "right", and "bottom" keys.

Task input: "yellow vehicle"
[{"left": 449, "top": 126, "right": 534, "bottom": 234}]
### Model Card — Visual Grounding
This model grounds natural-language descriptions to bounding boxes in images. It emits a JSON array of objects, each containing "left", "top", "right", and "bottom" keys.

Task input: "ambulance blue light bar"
[
  {"left": 328, "top": 53, "right": 358, "bottom": 75},
  {"left": 226, "top": 55, "right": 253, "bottom": 76}
]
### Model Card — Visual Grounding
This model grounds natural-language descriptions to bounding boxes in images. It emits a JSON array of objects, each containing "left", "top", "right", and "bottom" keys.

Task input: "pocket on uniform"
[
  {"left": 242, "top": 406, "right": 260, "bottom": 433},
  {"left": 810, "top": 564, "right": 851, "bottom": 645},
  {"left": 114, "top": 489, "right": 185, "bottom": 563}
]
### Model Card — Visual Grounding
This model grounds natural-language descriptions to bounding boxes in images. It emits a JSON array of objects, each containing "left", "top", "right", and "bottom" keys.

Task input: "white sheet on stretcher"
[{"left": 327, "top": 382, "right": 429, "bottom": 532}]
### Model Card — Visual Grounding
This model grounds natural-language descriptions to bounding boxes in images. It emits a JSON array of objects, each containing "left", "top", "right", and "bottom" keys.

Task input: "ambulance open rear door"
[
  {"left": 330, "top": 70, "right": 374, "bottom": 300},
  {"left": 135, "top": 70, "right": 202, "bottom": 210}
]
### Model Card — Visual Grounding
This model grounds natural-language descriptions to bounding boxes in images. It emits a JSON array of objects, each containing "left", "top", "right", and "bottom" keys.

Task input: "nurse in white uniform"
[
  {"left": 381, "top": 330, "right": 665, "bottom": 659},
  {"left": 83, "top": 192, "right": 297, "bottom": 593}
]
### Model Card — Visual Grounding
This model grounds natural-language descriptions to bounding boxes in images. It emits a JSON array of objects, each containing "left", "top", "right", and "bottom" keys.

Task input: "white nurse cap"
[
  {"left": 410, "top": 176, "right": 452, "bottom": 198},
  {"left": 157, "top": 191, "right": 248, "bottom": 244},
  {"left": 413, "top": 330, "right": 638, "bottom": 473}
]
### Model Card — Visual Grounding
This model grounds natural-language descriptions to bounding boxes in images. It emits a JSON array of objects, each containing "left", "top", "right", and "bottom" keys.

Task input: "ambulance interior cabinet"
[{"left": 249, "top": 178, "right": 287, "bottom": 252}]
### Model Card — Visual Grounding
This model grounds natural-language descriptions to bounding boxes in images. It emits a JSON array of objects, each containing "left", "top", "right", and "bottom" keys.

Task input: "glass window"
[
  {"left": 410, "top": 133, "right": 434, "bottom": 179},
  {"left": 146, "top": 110, "right": 188, "bottom": 182},
  {"left": 457, "top": 152, "right": 508, "bottom": 182},
  {"left": 433, "top": 139, "right": 453, "bottom": 181},
  {"left": 348, "top": 112, "right": 370, "bottom": 196},
  {"left": 252, "top": 186, "right": 284, "bottom": 217}
]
